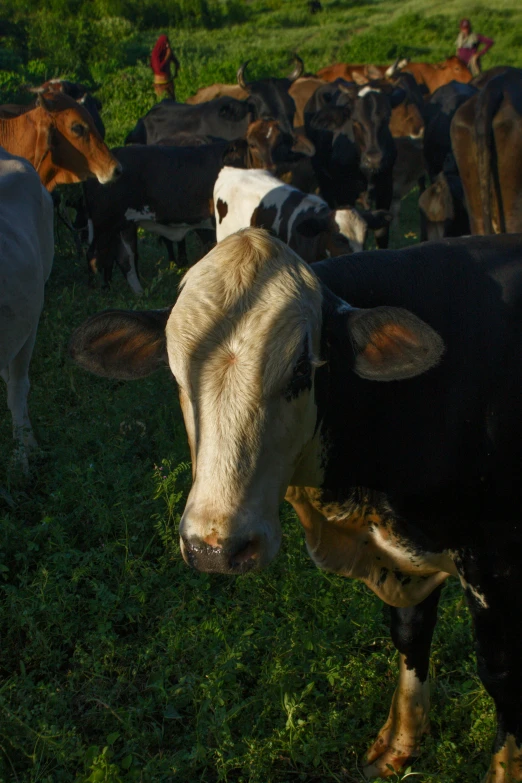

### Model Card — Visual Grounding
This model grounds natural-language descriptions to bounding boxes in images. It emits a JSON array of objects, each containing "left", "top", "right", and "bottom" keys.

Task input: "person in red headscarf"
[
  {"left": 151, "top": 34, "right": 180, "bottom": 100},
  {"left": 455, "top": 19, "right": 494, "bottom": 76}
]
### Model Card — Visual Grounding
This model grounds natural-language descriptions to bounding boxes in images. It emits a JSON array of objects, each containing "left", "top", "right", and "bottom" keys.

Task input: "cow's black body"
[
  {"left": 313, "top": 235, "right": 522, "bottom": 767},
  {"left": 423, "top": 80, "right": 477, "bottom": 180},
  {"left": 125, "top": 97, "right": 251, "bottom": 145},
  {"left": 85, "top": 142, "right": 231, "bottom": 286}
]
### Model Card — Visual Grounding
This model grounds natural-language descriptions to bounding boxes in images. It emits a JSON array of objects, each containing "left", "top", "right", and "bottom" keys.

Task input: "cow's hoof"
[{"left": 363, "top": 746, "right": 414, "bottom": 779}]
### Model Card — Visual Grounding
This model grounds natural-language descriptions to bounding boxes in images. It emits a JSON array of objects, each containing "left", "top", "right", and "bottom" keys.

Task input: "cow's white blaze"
[{"left": 167, "top": 229, "right": 323, "bottom": 563}]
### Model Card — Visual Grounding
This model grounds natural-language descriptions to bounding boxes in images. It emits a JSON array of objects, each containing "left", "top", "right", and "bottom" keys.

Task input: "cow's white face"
[
  {"left": 167, "top": 230, "right": 324, "bottom": 573},
  {"left": 69, "top": 228, "right": 444, "bottom": 576}
]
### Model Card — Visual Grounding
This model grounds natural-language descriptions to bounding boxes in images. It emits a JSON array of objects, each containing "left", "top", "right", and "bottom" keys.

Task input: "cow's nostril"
[{"left": 229, "top": 537, "right": 261, "bottom": 570}]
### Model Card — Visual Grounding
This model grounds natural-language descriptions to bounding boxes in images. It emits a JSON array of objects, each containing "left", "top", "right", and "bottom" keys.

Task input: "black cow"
[
  {"left": 71, "top": 230, "right": 522, "bottom": 783},
  {"left": 84, "top": 122, "right": 290, "bottom": 292},
  {"left": 125, "top": 58, "right": 313, "bottom": 158},
  {"left": 304, "top": 80, "right": 402, "bottom": 248},
  {"left": 84, "top": 142, "right": 234, "bottom": 292},
  {"left": 423, "top": 80, "right": 477, "bottom": 181}
]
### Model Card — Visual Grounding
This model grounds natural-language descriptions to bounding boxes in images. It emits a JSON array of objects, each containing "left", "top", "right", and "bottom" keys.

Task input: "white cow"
[
  {"left": 214, "top": 167, "right": 370, "bottom": 261},
  {"left": 0, "top": 148, "right": 54, "bottom": 468}
]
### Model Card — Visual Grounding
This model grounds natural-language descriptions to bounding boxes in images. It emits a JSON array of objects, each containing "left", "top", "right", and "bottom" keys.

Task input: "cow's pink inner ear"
[{"left": 348, "top": 306, "right": 445, "bottom": 382}]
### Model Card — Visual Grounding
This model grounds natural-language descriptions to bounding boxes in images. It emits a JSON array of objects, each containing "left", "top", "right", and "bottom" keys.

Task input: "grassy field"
[{"left": 1, "top": 1, "right": 522, "bottom": 781}]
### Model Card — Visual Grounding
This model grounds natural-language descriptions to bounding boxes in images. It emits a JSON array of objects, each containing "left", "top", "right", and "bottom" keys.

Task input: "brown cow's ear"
[
  {"left": 69, "top": 308, "right": 172, "bottom": 380},
  {"left": 36, "top": 92, "right": 53, "bottom": 111},
  {"left": 342, "top": 306, "right": 445, "bottom": 381},
  {"left": 352, "top": 71, "right": 369, "bottom": 85}
]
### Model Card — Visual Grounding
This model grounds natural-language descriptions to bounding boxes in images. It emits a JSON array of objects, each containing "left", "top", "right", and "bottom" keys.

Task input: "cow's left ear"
[
  {"left": 342, "top": 306, "right": 444, "bottom": 381},
  {"left": 69, "top": 308, "right": 171, "bottom": 380}
]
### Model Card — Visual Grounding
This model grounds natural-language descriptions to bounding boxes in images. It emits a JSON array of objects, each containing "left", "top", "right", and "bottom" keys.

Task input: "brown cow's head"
[
  {"left": 442, "top": 56, "right": 473, "bottom": 84},
  {"left": 34, "top": 93, "right": 120, "bottom": 188},
  {"left": 70, "top": 229, "right": 444, "bottom": 575}
]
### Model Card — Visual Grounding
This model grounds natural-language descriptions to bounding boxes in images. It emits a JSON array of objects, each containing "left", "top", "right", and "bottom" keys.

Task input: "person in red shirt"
[
  {"left": 151, "top": 34, "right": 180, "bottom": 100},
  {"left": 455, "top": 18, "right": 494, "bottom": 76}
]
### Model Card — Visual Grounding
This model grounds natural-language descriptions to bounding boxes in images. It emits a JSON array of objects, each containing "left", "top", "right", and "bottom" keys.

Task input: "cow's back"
[{"left": 313, "top": 235, "right": 522, "bottom": 503}]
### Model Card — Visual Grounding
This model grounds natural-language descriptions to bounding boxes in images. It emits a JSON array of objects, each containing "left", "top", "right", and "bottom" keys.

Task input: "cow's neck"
[{"left": 0, "top": 111, "right": 56, "bottom": 191}]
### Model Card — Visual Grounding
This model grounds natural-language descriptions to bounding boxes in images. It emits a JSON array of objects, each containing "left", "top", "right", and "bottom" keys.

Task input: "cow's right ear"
[{"left": 69, "top": 308, "right": 172, "bottom": 380}]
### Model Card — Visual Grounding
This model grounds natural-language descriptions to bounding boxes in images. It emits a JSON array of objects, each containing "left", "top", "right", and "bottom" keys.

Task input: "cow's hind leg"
[
  {"left": 364, "top": 586, "right": 442, "bottom": 779},
  {"left": 2, "top": 325, "right": 39, "bottom": 471},
  {"left": 461, "top": 552, "right": 522, "bottom": 783}
]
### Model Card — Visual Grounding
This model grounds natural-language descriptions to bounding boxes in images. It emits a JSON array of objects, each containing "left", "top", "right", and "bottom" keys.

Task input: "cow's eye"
[
  {"left": 71, "top": 123, "right": 87, "bottom": 137},
  {"left": 284, "top": 355, "right": 312, "bottom": 400}
]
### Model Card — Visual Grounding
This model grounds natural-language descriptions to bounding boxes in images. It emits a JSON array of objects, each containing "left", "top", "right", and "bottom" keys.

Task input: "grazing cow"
[
  {"left": 214, "top": 166, "right": 368, "bottom": 259},
  {"left": 0, "top": 148, "right": 54, "bottom": 469},
  {"left": 28, "top": 78, "right": 105, "bottom": 138},
  {"left": 304, "top": 81, "right": 401, "bottom": 247},
  {"left": 71, "top": 228, "right": 522, "bottom": 783},
  {"left": 84, "top": 123, "right": 287, "bottom": 292},
  {"left": 451, "top": 68, "right": 522, "bottom": 234},
  {"left": 0, "top": 93, "right": 120, "bottom": 191}
]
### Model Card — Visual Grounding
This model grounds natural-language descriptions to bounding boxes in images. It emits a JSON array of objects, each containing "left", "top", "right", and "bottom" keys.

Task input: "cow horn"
[
  {"left": 288, "top": 54, "right": 304, "bottom": 82},
  {"left": 385, "top": 58, "right": 401, "bottom": 78},
  {"left": 237, "top": 61, "right": 250, "bottom": 90}
]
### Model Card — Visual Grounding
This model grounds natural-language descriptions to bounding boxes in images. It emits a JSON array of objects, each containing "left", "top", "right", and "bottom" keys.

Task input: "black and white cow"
[
  {"left": 304, "top": 81, "right": 402, "bottom": 248},
  {"left": 214, "top": 166, "right": 373, "bottom": 260},
  {"left": 70, "top": 229, "right": 522, "bottom": 783}
]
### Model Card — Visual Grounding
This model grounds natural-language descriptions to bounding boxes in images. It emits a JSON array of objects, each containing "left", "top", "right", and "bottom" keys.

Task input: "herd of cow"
[{"left": 2, "top": 51, "right": 522, "bottom": 782}]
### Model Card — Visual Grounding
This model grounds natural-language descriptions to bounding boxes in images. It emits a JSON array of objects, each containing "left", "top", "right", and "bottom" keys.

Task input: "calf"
[
  {"left": 0, "top": 148, "right": 54, "bottom": 469},
  {"left": 71, "top": 228, "right": 522, "bottom": 783},
  {"left": 214, "top": 166, "right": 367, "bottom": 260}
]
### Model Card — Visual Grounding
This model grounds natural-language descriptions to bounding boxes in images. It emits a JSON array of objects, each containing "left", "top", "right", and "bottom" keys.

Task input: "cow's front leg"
[
  {"left": 364, "top": 586, "right": 442, "bottom": 779},
  {"left": 461, "top": 552, "right": 522, "bottom": 783}
]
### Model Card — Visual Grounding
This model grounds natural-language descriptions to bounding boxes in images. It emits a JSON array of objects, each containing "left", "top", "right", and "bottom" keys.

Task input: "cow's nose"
[{"left": 180, "top": 533, "right": 262, "bottom": 574}]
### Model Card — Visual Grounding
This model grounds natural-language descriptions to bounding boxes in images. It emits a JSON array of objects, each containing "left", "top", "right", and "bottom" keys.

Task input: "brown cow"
[
  {"left": 0, "top": 92, "right": 120, "bottom": 191},
  {"left": 451, "top": 68, "right": 522, "bottom": 234},
  {"left": 186, "top": 83, "right": 247, "bottom": 104},
  {"left": 316, "top": 63, "right": 387, "bottom": 82},
  {"left": 319, "top": 58, "right": 472, "bottom": 94},
  {"left": 399, "top": 57, "right": 472, "bottom": 93}
]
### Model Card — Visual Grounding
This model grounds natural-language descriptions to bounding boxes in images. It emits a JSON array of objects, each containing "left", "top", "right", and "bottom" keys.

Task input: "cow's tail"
[{"left": 474, "top": 79, "right": 504, "bottom": 235}]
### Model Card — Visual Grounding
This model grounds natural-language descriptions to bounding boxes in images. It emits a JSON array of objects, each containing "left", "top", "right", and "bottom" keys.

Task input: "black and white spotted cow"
[
  {"left": 70, "top": 229, "right": 522, "bottom": 783},
  {"left": 214, "top": 166, "right": 375, "bottom": 261}
]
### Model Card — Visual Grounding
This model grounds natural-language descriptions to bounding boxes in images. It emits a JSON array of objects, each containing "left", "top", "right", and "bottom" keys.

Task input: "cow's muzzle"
[
  {"left": 361, "top": 150, "right": 383, "bottom": 173},
  {"left": 97, "top": 161, "right": 122, "bottom": 185},
  {"left": 180, "top": 533, "right": 264, "bottom": 574}
]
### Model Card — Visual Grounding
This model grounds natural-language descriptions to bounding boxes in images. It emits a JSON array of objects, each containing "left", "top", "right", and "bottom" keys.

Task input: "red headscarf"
[{"left": 151, "top": 35, "right": 171, "bottom": 76}]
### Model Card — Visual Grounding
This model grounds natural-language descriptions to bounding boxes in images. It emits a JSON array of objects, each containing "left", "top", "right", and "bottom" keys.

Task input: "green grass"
[{"left": 1, "top": 0, "right": 522, "bottom": 780}]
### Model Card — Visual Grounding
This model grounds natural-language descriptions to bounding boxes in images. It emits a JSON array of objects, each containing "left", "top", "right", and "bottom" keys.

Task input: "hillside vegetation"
[{"left": 1, "top": 1, "right": 522, "bottom": 782}]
